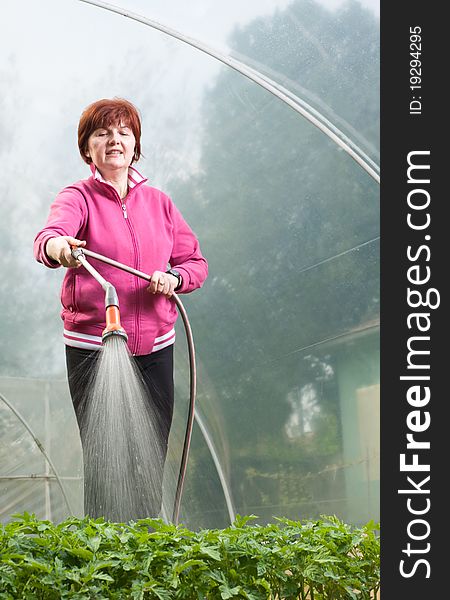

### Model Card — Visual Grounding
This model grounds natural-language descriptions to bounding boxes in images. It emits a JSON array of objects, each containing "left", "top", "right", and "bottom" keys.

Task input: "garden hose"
[{"left": 71, "top": 247, "right": 196, "bottom": 525}]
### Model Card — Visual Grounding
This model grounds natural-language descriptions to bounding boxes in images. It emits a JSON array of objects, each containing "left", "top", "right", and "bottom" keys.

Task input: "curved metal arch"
[
  {"left": 78, "top": 0, "right": 380, "bottom": 184},
  {"left": 194, "top": 409, "right": 236, "bottom": 523},
  {"left": 0, "top": 392, "right": 75, "bottom": 515},
  {"left": 247, "top": 67, "right": 380, "bottom": 176}
]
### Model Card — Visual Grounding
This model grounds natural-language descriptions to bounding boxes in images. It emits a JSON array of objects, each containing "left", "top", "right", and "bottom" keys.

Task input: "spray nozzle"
[
  {"left": 102, "top": 284, "right": 128, "bottom": 343},
  {"left": 104, "top": 284, "right": 119, "bottom": 308}
]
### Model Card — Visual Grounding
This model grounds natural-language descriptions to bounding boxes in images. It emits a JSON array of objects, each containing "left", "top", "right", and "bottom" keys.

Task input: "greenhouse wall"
[{"left": 0, "top": 0, "right": 379, "bottom": 529}]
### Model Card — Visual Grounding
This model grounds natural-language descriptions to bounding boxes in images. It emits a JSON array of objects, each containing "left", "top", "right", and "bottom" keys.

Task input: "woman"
[{"left": 34, "top": 98, "right": 208, "bottom": 519}]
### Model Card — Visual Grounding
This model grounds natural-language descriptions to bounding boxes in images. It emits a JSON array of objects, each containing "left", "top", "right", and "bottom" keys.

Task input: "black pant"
[{"left": 65, "top": 344, "right": 174, "bottom": 518}]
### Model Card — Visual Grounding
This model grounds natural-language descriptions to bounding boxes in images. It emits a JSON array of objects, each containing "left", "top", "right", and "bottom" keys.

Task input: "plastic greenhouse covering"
[{"left": 0, "top": 0, "right": 379, "bottom": 529}]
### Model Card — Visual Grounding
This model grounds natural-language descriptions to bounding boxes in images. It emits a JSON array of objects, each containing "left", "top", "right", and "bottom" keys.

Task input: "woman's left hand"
[{"left": 147, "top": 271, "right": 178, "bottom": 298}]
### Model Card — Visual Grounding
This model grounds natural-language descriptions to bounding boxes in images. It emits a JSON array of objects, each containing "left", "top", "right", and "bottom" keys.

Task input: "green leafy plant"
[{"left": 0, "top": 512, "right": 379, "bottom": 599}]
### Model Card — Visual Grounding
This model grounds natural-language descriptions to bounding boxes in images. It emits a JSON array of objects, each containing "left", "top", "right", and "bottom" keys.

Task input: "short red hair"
[{"left": 78, "top": 98, "right": 142, "bottom": 165}]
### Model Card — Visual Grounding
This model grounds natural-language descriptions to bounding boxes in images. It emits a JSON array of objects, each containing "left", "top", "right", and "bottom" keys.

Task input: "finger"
[
  {"left": 62, "top": 251, "right": 78, "bottom": 268},
  {"left": 165, "top": 279, "right": 176, "bottom": 298},
  {"left": 58, "top": 239, "right": 81, "bottom": 267},
  {"left": 63, "top": 244, "right": 77, "bottom": 262},
  {"left": 158, "top": 275, "right": 167, "bottom": 296},
  {"left": 149, "top": 273, "right": 161, "bottom": 294},
  {"left": 59, "top": 257, "right": 73, "bottom": 268},
  {"left": 156, "top": 275, "right": 166, "bottom": 294},
  {"left": 164, "top": 275, "right": 176, "bottom": 298},
  {"left": 63, "top": 241, "right": 84, "bottom": 267},
  {"left": 65, "top": 237, "right": 86, "bottom": 247}
]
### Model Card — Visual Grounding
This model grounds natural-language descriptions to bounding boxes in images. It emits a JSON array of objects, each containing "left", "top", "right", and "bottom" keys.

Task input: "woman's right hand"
[{"left": 45, "top": 236, "right": 86, "bottom": 268}]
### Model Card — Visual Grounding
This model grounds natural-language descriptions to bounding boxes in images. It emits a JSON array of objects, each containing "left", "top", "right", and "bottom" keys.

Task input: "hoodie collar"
[{"left": 89, "top": 163, "right": 147, "bottom": 190}]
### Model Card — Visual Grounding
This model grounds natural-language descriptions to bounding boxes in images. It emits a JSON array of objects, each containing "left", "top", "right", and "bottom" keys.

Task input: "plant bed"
[{"left": 0, "top": 512, "right": 379, "bottom": 599}]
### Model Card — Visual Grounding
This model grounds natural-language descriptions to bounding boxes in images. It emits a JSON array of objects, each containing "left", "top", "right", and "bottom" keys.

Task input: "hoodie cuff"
[
  {"left": 172, "top": 266, "right": 190, "bottom": 293},
  {"left": 39, "top": 235, "right": 61, "bottom": 269}
]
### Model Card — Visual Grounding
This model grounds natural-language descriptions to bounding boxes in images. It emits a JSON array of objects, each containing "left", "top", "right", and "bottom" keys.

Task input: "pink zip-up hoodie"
[{"left": 34, "top": 165, "right": 208, "bottom": 356}]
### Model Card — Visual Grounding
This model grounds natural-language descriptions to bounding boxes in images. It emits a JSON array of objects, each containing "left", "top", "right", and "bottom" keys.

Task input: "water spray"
[{"left": 70, "top": 246, "right": 195, "bottom": 524}]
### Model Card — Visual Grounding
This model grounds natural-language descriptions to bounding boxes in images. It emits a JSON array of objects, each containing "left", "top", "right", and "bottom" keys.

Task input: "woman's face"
[{"left": 86, "top": 122, "right": 136, "bottom": 174}]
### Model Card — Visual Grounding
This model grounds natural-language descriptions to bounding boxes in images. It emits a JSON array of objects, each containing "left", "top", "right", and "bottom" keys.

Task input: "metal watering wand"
[
  {"left": 70, "top": 246, "right": 196, "bottom": 525},
  {"left": 71, "top": 247, "right": 128, "bottom": 343}
]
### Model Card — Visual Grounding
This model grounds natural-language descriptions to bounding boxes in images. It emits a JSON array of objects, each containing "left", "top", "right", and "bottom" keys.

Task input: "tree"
[{"left": 170, "top": 0, "right": 380, "bottom": 523}]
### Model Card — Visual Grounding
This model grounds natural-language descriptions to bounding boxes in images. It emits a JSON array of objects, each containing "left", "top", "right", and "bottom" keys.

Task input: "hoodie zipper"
[
  {"left": 115, "top": 192, "right": 141, "bottom": 354},
  {"left": 96, "top": 178, "right": 145, "bottom": 355}
]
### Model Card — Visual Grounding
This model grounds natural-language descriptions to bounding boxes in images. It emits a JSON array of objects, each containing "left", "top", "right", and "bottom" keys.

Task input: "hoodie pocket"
[
  {"left": 61, "top": 270, "right": 77, "bottom": 316},
  {"left": 71, "top": 271, "right": 105, "bottom": 326}
]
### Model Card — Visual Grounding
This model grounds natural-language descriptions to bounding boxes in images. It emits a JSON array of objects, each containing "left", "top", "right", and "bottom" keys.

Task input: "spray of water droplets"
[{"left": 75, "top": 336, "right": 168, "bottom": 522}]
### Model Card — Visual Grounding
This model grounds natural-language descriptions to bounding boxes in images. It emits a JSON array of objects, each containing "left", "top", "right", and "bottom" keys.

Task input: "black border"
[{"left": 381, "top": 2, "right": 444, "bottom": 596}]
